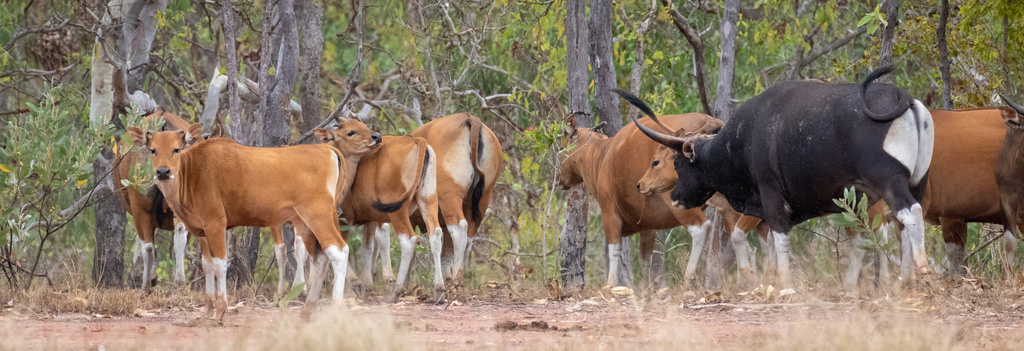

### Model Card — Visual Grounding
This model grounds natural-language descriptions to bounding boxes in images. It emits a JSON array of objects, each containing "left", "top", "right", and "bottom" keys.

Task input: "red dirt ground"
[{"left": 4, "top": 288, "right": 1024, "bottom": 350}]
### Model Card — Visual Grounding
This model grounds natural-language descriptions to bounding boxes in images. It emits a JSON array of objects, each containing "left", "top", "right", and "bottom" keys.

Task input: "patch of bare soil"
[{"left": 2, "top": 284, "right": 1024, "bottom": 350}]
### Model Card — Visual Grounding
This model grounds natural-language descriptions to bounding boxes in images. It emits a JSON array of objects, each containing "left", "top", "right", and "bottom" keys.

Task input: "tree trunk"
[
  {"left": 713, "top": 0, "right": 740, "bottom": 122},
  {"left": 227, "top": 227, "right": 261, "bottom": 287},
  {"left": 561, "top": 0, "right": 591, "bottom": 295},
  {"left": 296, "top": 0, "right": 324, "bottom": 138},
  {"left": 937, "top": 0, "right": 953, "bottom": 110},
  {"left": 118, "top": 0, "right": 168, "bottom": 91},
  {"left": 92, "top": 149, "right": 126, "bottom": 288},
  {"left": 662, "top": 0, "right": 712, "bottom": 115},
  {"left": 1001, "top": 14, "right": 1010, "bottom": 94},
  {"left": 221, "top": 0, "right": 242, "bottom": 135},
  {"left": 588, "top": 0, "right": 622, "bottom": 136},
  {"left": 878, "top": 0, "right": 899, "bottom": 81},
  {"left": 702, "top": 207, "right": 726, "bottom": 289}
]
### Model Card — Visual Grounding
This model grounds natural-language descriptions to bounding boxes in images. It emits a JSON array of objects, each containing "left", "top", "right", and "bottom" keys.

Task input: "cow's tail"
[
  {"left": 371, "top": 138, "right": 429, "bottom": 213},
  {"left": 466, "top": 114, "right": 487, "bottom": 223},
  {"left": 861, "top": 65, "right": 911, "bottom": 122}
]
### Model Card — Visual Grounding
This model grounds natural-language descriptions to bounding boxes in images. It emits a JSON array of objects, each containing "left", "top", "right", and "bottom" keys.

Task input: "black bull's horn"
[
  {"left": 1001, "top": 94, "right": 1024, "bottom": 115},
  {"left": 613, "top": 89, "right": 688, "bottom": 150}
]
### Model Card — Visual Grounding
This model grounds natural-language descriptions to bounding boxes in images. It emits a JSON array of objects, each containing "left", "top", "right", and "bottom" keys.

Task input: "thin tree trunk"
[
  {"left": 713, "top": 0, "right": 740, "bottom": 122},
  {"left": 296, "top": 0, "right": 324, "bottom": 137},
  {"left": 222, "top": 0, "right": 242, "bottom": 134},
  {"left": 589, "top": 0, "right": 622, "bottom": 136},
  {"left": 662, "top": 0, "right": 712, "bottom": 115},
  {"left": 561, "top": 0, "right": 591, "bottom": 295},
  {"left": 878, "top": 0, "right": 899, "bottom": 82},
  {"left": 1001, "top": 14, "right": 1011, "bottom": 94},
  {"left": 937, "top": 0, "right": 953, "bottom": 110},
  {"left": 92, "top": 150, "right": 126, "bottom": 288}
]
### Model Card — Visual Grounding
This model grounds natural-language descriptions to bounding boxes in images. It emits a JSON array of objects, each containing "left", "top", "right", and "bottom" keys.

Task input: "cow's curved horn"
[
  {"left": 1000, "top": 95, "right": 1024, "bottom": 116},
  {"left": 614, "top": 89, "right": 675, "bottom": 133},
  {"left": 860, "top": 65, "right": 910, "bottom": 122},
  {"left": 634, "top": 116, "right": 686, "bottom": 151}
]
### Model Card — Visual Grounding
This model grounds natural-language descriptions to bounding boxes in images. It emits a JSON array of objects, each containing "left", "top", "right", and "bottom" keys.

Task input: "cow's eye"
[
  {"left": 150, "top": 149, "right": 156, "bottom": 155},
  {"left": 173, "top": 148, "right": 180, "bottom": 154},
  {"left": 347, "top": 131, "right": 357, "bottom": 137},
  {"left": 652, "top": 160, "right": 660, "bottom": 167}
]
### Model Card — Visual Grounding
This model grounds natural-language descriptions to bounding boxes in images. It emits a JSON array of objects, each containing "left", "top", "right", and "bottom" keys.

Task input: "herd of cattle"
[{"left": 112, "top": 65, "right": 1024, "bottom": 322}]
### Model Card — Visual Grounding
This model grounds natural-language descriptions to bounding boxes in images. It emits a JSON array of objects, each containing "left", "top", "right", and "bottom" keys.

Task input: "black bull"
[{"left": 617, "top": 66, "right": 935, "bottom": 287}]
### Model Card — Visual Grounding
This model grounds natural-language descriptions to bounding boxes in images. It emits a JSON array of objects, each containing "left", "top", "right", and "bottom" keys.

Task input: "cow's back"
[{"left": 922, "top": 108, "right": 1008, "bottom": 223}]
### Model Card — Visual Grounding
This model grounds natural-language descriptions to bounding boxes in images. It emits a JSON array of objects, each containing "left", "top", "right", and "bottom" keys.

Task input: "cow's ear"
[
  {"left": 1000, "top": 106, "right": 1022, "bottom": 129},
  {"left": 682, "top": 141, "right": 698, "bottom": 162},
  {"left": 184, "top": 123, "right": 203, "bottom": 144},
  {"left": 314, "top": 128, "right": 334, "bottom": 142},
  {"left": 127, "top": 127, "right": 148, "bottom": 147}
]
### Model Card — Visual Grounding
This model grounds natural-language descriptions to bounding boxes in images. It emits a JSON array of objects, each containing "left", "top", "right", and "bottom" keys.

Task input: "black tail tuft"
[
  {"left": 613, "top": 89, "right": 657, "bottom": 119},
  {"left": 147, "top": 185, "right": 173, "bottom": 226},
  {"left": 372, "top": 199, "right": 405, "bottom": 213}
]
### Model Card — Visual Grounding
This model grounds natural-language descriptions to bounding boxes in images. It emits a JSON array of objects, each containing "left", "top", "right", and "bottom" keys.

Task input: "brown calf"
[
  {"left": 411, "top": 113, "right": 503, "bottom": 283},
  {"left": 307, "top": 130, "right": 443, "bottom": 297},
  {"left": 114, "top": 109, "right": 193, "bottom": 290},
  {"left": 128, "top": 126, "right": 350, "bottom": 321}
]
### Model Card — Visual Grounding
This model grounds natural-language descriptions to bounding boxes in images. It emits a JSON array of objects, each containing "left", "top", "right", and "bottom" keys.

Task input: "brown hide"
[
  {"left": 925, "top": 108, "right": 1020, "bottom": 275},
  {"left": 128, "top": 130, "right": 349, "bottom": 321},
  {"left": 340, "top": 135, "right": 437, "bottom": 232},
  {"left": 557, "top": 115, "right": 717, "bottom": 240},
  {"left": 411, "top": 113, "right": 503, "bottom": 280}
]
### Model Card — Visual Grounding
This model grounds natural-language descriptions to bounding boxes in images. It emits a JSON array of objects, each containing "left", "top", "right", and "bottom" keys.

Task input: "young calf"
[{"left": 128, "top": 125, "right": 351, "bottom": 321}]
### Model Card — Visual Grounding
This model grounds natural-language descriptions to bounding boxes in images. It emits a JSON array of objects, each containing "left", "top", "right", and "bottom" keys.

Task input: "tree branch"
[{"left": 661, "top": 0, "right": 712, "bottom": 115}]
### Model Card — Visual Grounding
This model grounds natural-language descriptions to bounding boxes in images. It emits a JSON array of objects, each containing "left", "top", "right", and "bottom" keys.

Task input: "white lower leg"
[
  {"left": 730, "top": 227, "right": 753, "bottom": 279},
  {"left": 203, "top": 256, "right": 215, "bottom": 314},
  {"left": 773, "top": 231, "right": 792, "bottom": 288},
  {"left": 395, "top": 235, "right": 418, "bottom": 289},
  {"left": 292, "top": 236, "right": 308, "bottom": 291},
  {"left": 214, "top": 258, "right": 228, "bottom": 306},
  {"left": 376, "top": 224, "right": 395, "bottom": 282},
  {"left": 142, "top": 242, "right": 155, "bottom": 288},
  {"left": 274, "top": 243, "right": 287, "bottom": 296},
  {"left": 897, "top": 204, "right": 929, "bottom": 278},
  {"left": 358, "top": 227, "right": 375, "bottom": 284},
  {"left": 448, "top": 220, "right": 469, "bottom": 278},
  {"left": 683, "top": 222, "right": 710, "bottom": 284},
  {"left": 429, "top": 228, "right": 445, "bottom": 290},
  {"left": 844, "top": 233, "right": 867, "bottom": 290},
  {"left": 877, "top": 224, "right": 891, "bottom": 283},
  {"left": 305, "top": 253, "right": 328, "bottom": 304},
  {"left": 173, "top": 223, "right": 188, "bottom": 285},
  {"left": 324, "top": 245, "right": 350, "bottom": 301},
  {"left": 606, "top": 243, "right": 622, "bottom": 288},
  {"left": 1002, "top": 230, "right": 1017, "bottom": 273},
  {"left": 946, "top": 242, "right": 965, "bottom": 275}
]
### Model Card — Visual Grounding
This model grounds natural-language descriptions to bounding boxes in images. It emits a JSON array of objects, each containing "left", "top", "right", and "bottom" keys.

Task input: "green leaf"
[{"left": 279, "top": 283, "right": 304, "bottom": 308}]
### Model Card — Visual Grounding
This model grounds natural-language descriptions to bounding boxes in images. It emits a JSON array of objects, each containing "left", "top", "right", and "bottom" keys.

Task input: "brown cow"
[
  {"left": 411, "top": 113, "right": 503, "bottom": 283},
  {"left": 128, "top": 126, "right": 351, "bottom": 321},
  {"left": 306, "top": 130, "right": 444, "bottom": 297},
  {"left": 114, "top": 109, "right": 193, "bottom": 290},
  {"left": 558, "top": 114, "right": 742, "bottom": 288},
  {"left": 994, "top": 97, "right": 1024, "bottom": 271},
  {"left": 269, "top": 118, "right": 379, "bottom": 298}
]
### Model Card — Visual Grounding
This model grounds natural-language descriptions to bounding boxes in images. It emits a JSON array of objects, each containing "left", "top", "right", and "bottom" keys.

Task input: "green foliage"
[{"left": 830, "top": 187, "right": 896, "bottom": 255}]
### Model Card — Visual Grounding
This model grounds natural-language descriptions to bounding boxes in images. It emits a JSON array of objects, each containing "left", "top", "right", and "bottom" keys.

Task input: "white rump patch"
[
  {"left": 326, "top": 151, "right": 341, "bottom": 198},
  {"left": 419, "top": 146, "right": 438, "bottom": 197},
  {"left": 443, "top": 129, "right": 474, "bottom": 189},
  {"left": 883, "top": 100, "right": 933, "bottom": 187}
]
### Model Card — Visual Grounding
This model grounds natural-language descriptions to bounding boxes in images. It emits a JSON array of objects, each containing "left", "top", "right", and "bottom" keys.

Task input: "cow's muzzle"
[
  {"left": 155, "top": 168, "right": 172, "bottom": 180},
  {"left": 371, "top": 132, "right": 381, "bottom": 143}
]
